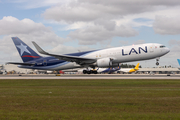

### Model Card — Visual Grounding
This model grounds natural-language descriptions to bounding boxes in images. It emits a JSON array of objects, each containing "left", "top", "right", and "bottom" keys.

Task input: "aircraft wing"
[
  {"left": 32, "top": 42, "right": 97, "bottom": 65},
  {"left": 6, "top": 62, "right": 35, "bottom": 66}
]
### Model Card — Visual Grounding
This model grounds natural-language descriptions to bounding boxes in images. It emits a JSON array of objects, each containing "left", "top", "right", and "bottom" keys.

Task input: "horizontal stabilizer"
[
  {"left": 6, "top": 62, "right": 35, "bottom": 66},
  {"left": 32, "top": 41, "right": 48, "bottom": 55}
]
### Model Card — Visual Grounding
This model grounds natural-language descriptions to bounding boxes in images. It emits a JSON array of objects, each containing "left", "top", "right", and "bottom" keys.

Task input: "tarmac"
[{"left": 0, "top": 74, "right": 180, "bottom": 79}]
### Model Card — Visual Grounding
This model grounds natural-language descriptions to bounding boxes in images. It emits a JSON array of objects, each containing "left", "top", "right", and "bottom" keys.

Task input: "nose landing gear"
[{"left": 156, "top": 58, "right": 160, "bottom": 66}]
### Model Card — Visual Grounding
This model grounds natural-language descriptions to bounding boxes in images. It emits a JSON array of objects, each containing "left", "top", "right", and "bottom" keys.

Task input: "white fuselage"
[
  {"left": 119, "top": 68, "right": 135, "bottom": 73},
  {"left": 52, "top": 43, "right": 169, "bottom": 70}
]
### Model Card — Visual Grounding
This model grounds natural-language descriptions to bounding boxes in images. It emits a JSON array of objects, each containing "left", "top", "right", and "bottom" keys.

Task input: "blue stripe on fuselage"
[{"left": 19, "top": 49, "right": 99, "bottom": 69}]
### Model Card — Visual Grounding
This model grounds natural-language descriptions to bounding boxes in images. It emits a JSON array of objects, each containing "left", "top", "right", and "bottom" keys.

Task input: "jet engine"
[{"left": 96, "top": 58, "right": 119, "bottom": 67}]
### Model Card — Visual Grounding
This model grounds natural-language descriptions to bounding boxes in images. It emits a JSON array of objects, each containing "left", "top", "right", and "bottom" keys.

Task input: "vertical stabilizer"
[
  {"left": 134, "top": 63, "right": 140, "bottom": 70},
  {"left": 12, "top": 37, "right": 41, "bottom": 62},
  {"left": 177, "top": 59, "right": 180, "bottom": 66},
  {"left": 129, "top": 63, "right": 140, "bottom": 73}
]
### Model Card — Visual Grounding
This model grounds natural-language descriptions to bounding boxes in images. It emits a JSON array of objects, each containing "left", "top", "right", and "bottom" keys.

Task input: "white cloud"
[
  {"left": 0, "top": 16, "right": 68, "bottom": 46},
  {"left": 153, "top": 16, "right": 180, "bottom": 35},
  {"left": 0, "top": 36, "right": 22, "bottom": 63},
  {"left": 0, "top": 16, "right": 49, "bottom": 35},
  {"left": 80, "top": 0, "right": 180, "bottom": 6},
  {"left": 115, "top": 6, "right": 180, "bottom": 28},
  {"left": 41, "top": 0, "right": 180, "bottom": 45},
  {"left": 134, "top": 40, "right": 145, "bottom": 45},
  {"left": 43, "top": 3, "right": 101, "bottom": 23},
  {"left": 64, "top": 22, "right": 93, "bottom": 30},
  {"left": 68, "top": 25, "right": 138, "bottom": 45},
  {"left": 119, "top": 40, "right": 129, "bottom": 46},
  {"left": 164, "top": 40, "right": 180, "bottom": 66},
  {"left": 5, "top": 0, "right": 71, "bottom": 9},
  {"left": 43, "top": 0, "right": 180, "bottom": 23},
  {"left": 0, "top": 16, "right": 71, "bottom": 63},
  {"left": 168, "top": 39, "right": 180, "bottom": 46},
  {"left": 47, "top": 44, "right": 92, "bottom": 54},
  {"left": 168, "top": 45, "right": 180, "bottom": 57}
]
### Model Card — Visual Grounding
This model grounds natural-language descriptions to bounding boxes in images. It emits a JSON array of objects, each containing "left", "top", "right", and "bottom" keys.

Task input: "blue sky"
[{"left": 1, "top": 0, "right": 180, "bottom": 67}]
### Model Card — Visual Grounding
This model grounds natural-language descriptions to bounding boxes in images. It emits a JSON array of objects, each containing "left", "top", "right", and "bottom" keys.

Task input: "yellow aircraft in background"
[{"left": 118, "top": 63, "right": 140, "bottom": 73}]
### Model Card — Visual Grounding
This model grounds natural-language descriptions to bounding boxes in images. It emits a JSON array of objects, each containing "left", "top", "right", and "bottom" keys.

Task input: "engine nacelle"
[{"left": 97, "top": 58, "right": 119, "bottom": 68}]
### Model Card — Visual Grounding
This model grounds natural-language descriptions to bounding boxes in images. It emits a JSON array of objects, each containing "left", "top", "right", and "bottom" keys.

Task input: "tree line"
[{"left": 120, "top": 64, "right": 142, "bottom": 68}]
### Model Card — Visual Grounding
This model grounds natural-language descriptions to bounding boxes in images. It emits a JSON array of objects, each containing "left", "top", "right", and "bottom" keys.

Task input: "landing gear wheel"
[
  {"left": 87, "top": 71, "right": 91, "bottom": 74},
  {"left": 156, "top": 58, "right": 160, "bottom": 66},
  {"left": 91, "top": 70, "right": 97, "bottom": 74},
  {"left": 94, "top": 71, "right": 98, "bottom": 74},
  {"left": 83, "top": 70, "right": 87, "bottom": 74}
]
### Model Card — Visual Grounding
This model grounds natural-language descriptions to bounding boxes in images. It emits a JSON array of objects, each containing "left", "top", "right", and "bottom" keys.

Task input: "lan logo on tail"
[{"left": 16, "top": 43, "right": 31, "bottom": 56}]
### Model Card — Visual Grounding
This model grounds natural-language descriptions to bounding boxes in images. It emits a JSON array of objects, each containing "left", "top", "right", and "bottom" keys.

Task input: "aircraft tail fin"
[
  {"left": 12, "top": 37, "right": 41, "bottom": 62},
  {"left": 134, "top": 63, "right": 140, "bottom": 70},
  {"left": 129, "top": 63, "right": 139, "bottom": 73},
  {"left": 177, "top": 59, "right": 180, "bottom": 66}
]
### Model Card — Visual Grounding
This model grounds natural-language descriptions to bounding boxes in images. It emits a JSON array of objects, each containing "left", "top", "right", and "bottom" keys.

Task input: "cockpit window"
[{"left": 160, "top": 45, "right": 165, "bottom": 48}]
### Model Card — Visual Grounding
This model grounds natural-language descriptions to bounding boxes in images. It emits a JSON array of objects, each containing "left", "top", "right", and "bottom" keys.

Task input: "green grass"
[{"left": 0, "top": 79, "right": 180, "bottom": 120}]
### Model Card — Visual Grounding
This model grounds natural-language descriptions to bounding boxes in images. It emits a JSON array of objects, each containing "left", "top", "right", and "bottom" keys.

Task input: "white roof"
[{"left": 138, "top": 68, "right": 180, "bottom": 71}]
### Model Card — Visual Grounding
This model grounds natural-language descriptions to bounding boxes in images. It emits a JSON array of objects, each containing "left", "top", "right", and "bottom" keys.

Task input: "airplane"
[
  {"left": 97, "top": 63, "right": 139, "bottom": 74},
  {"left": 7, "top": 37, "right": 170, "bottom": 74},
  {"left": 118, "top": 63, "right": 140, "bottom": 73},
  {"left": 96, "top": 67, "right": 120, "bottom": 74}
]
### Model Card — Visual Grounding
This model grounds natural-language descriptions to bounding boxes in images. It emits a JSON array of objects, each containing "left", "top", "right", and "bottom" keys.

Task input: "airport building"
[
  {"left": 119, "top": 67, "right": 180, "bottom": 74},
  {"left": 138, "top": 67, "right": 180, "bottom": 74},
  {"left": 1, "top": 64, "right": 33, "bottom": 74}
]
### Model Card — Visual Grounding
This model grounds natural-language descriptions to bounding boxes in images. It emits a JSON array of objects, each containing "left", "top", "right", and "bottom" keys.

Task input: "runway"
[{"left": 0, "top": 74, "right": 180, "bottom": 79}]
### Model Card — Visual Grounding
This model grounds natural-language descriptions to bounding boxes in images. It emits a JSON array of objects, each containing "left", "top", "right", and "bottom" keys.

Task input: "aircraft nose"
[{"left": 166, "top": 48, "right": 170, "bottom": 53}]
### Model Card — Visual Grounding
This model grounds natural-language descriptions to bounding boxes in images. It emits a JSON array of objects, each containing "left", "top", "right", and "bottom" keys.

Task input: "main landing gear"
[
  {"left": 156, "top": 58, "right": 160, "bottom": 66},
  {"left": 83, "top": 69, "right": 98, "bottom": 74}
]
